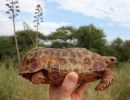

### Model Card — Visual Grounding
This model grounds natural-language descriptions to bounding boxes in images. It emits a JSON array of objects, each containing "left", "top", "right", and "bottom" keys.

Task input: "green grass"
[
  {"left": 83, "top": 63, "right": 130, "bottom": 100},
  {"left": 0, "top": 60, "right": 48, "bottom": 100},
  {"left": 0, "top": 60, "right": 130, "bottom": 100}
]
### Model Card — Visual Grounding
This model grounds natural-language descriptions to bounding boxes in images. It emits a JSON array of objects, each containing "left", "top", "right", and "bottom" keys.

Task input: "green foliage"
[
  {"left": 110, "top": 38, "right": 130, "bottom": 61},
  {"left": 15, "top": 29, "right": 46, "bottom": 57},
  {"left": 47, "top": 26, "right": 77, "bottom": 48},
  {"left": 0, "top": 36, "right": 16, "bottom": 59},
  {"left": 50, "top": 41, "right": 72, "bottom": 48},
  {"left": 110, "top": 37, "right": 124, "bottom": 60},
  {"left": 0, "top": 30, "right": 46, "bottom": 60},
  {"left": 16, "top": 29, "right": 46, "bottom": 48},
  {"left": 122, "top": 40, "right": 130, "bottom": 62},
  {"left": 76, "top": 24, "right": 106, "bottom": 54},
  {"left": 0, "top": 25, "right": 130, "bottom": 62}
]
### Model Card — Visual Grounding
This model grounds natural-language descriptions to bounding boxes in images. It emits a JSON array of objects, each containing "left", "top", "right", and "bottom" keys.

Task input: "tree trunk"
[
  {"left": 35, "top": 22, "right": 38, "bottom": 47},
  {"left": 13, "top": 15, "right": 20, "bottom": 63},
  {"left": 35, "top": 12, "right": 39, "bottom": 47}
]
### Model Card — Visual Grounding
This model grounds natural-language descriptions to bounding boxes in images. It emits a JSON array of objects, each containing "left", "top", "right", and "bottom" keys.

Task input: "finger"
[
  {"left": 60, "top": 72, "right": 78, "bottom": 97},
  {"left": 75, "top": 82, "right": 88, "bottom": 97}
]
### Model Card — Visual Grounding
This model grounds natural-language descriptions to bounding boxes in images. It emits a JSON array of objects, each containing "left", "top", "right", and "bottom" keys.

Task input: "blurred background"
[{"left": 0, "top": 0, "right": 130, "bottom": 100}]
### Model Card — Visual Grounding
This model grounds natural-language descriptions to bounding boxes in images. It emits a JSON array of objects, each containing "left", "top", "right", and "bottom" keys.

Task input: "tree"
[
  {"left": 110, "top": 38, "right": 130, "bottom": 62},
  {"left": 122, "top": 40, "right": 130, "bottom": 62},
  {"left": 6, "top": 0, "right": 20, "bottom": 63},
  {"left": 48, "top": 26, "right": 77, "bottom": 48},
  {"left": 111, "top": 38, "right": 124, "bottom": 61},
  {"left": 0, "top": 36, "right": 15, "bottom": 59},
  {"left": 50, "top": 41, "right": 69, "bottom": 48},
  {"left": 16, "top": 30, "right": 46, "bottom": 50},
  {"left": 0, "top": 30, "right": 46, "bottom": 60},
  {"left": 76, "top": 24, "right": 106, "bottom": 54},
  {"left": 33, "top": 4, "right": 43, "bottom": 47}
]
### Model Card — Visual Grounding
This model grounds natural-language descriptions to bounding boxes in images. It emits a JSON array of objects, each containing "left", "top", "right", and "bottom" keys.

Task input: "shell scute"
[{"left": 19, "top": 47, "right": 51, "bottom": 74}]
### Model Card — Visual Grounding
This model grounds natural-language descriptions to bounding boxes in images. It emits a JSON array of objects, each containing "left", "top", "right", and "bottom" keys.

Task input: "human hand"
[{"left": 49, "top": 72, "right": 88, "bottom": 100}]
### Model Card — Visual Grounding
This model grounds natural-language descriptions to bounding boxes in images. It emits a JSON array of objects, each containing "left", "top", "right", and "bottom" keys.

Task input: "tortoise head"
[{"left": 103, "top": 56, "right": 117, "bottom": 67}]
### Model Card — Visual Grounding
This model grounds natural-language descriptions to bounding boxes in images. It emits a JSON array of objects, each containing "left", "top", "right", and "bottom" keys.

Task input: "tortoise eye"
[
  {"left": 111, "top": 58, "right": 117, "bottom": 62},
  {"left": 111, "top": 58, "right": 115, "bottom": 61}
]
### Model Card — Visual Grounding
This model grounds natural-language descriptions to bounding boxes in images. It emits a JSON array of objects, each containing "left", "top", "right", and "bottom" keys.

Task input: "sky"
[{"left": 0, "top": 0, "right": 130, "bottom": 41}]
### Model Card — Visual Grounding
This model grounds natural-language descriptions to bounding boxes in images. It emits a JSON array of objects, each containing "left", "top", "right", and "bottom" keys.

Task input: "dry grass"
[{"left": 0, "top": 60, "right": 130, "bottom": 100}]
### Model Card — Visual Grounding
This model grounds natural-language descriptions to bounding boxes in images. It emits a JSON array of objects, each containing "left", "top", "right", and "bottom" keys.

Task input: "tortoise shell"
[
  {"left": 19, "top": 47, "right": 107, "bottom": 84},
  {"left": 19, "top": 47, "right": 116, "bottom": 91},
  {"left": 19, "top": 47, "right": 107, "bottom": 75}
]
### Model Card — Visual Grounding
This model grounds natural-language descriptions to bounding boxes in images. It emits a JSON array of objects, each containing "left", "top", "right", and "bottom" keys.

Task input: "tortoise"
[{"left": 19, "top": 47, "right": 117, "bottom": 91}]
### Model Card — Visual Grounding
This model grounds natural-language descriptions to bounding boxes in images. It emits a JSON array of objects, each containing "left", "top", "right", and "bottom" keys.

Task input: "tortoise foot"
[
  {"left": 31, "top": 71, "right": 45, "bottom": 84},
  {"left": 95, "top": 68, "right": 114, "bottom": 91}
]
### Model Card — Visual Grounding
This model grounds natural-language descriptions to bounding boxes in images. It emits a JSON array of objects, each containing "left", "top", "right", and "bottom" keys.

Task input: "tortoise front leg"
[
  {"left": 31, "top": 71, "right": 45, "bottom": 84},
  {"left": 95, "top": 68, "right": 114, "bottom": 91}
]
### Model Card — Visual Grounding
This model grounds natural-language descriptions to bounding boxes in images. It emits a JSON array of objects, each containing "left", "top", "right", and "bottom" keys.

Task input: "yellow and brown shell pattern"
[{"left": 19, "top": 47, "right": 107, "bottom": 75}]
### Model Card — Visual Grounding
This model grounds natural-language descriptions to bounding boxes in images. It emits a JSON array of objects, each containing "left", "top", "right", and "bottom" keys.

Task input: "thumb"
[{"left": 60, "top": 72, "right": 78, "bottom": 97}]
